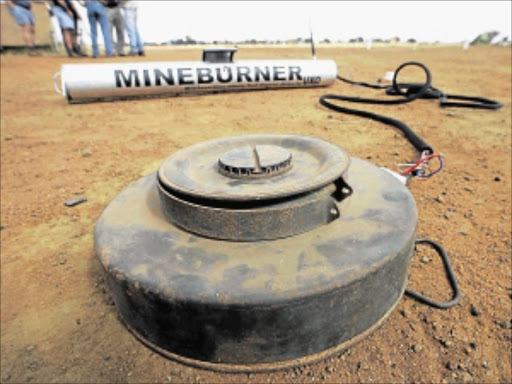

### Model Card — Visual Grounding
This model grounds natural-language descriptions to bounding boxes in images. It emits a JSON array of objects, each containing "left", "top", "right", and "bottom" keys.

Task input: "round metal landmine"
[{"left": 95, "top": 135, "right": 417, "bottom": 371}]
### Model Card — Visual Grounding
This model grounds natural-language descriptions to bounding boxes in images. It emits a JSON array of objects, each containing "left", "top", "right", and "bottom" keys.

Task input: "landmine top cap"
[{"left": 157, "top": 134, "right": 351, "bottom": 202}]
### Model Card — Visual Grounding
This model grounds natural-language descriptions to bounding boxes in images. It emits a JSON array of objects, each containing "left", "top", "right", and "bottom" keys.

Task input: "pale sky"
[{"left": 134, "top": 1, "right": 511, "bottom": 44}]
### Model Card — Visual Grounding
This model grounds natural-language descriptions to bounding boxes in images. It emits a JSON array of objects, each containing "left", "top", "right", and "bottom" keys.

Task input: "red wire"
[{"left": 401, "top": 154, "right": 441, "bottom": 176}]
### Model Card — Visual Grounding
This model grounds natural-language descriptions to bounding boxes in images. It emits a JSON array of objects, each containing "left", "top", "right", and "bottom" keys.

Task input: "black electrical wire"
[
  {"left": 320, "top": 61, "right": 503, "bottom": 156},
  {"left": 321, "top": 62, "right": 435, "bottom": 154},
  {"left": 405, "top": 239, "right": 461, "bottom": 309},
  {"left": 320, "top": 63, "right": 493, "bottom": 310},
  {"left": 439, "top": 94, "right": 503, "bottom": 109}
]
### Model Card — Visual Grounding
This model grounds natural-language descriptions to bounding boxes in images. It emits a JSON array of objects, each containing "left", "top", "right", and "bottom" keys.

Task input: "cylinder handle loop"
[{"left": 54, "top": 71, "right": 64, "bottom": 96}]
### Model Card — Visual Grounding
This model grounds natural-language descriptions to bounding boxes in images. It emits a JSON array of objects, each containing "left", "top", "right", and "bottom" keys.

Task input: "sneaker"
[{"left": 138, "top": 51, "right": 145, "bottom": 56}]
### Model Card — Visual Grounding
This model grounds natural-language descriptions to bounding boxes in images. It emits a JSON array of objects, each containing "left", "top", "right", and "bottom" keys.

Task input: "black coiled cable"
[{"left": 320, "top": 61, "right": 503, "bottom": 156}]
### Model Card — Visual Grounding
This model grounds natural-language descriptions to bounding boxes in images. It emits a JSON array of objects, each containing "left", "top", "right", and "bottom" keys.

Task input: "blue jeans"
[
  {"left": 124, "top": 8, "right": 144, "bottom": 54},
  {"left": 86, "top": 1, "right": 113, "bottom": 57}
]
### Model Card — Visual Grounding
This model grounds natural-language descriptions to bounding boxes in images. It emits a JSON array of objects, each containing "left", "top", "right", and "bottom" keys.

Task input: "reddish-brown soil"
[{"left": 1, "top": 46, "right": 511, "bottom": 383}]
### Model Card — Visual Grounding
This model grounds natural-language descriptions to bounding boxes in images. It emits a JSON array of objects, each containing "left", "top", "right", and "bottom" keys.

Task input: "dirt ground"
[{"left": 1, "top": 45, "right": 511, "bottom": 383}]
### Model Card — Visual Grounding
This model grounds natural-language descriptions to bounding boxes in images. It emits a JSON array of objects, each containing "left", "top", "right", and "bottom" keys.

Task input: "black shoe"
[
  {"left": 138, "top": 51, "right": 145, "bottom": 56},
  {"left": 73, "top": 46, "right": 88, "bottom": 57}
]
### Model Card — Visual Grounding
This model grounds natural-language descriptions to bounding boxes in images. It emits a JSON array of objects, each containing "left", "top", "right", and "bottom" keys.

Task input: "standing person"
[
  {"left": 123, "top": 0, "right": 144, "bottom": 56},
  {"left": 50, "top": 0, "right": 79, "bottom": 57},
  {"left": 81, "top": 0, "right": 113, "bottom": 58},
  {"left": 50, "top": 0, "right": 87, "bottom": 57},
  {"left": 5, "top": 0, "right": 41, "bottom": 56},
  {"left": 66, "top": 0, "right": 88, "bottom": 56},
  {"left": 103, "top": 0, "right": 125, "bottom": 56}
]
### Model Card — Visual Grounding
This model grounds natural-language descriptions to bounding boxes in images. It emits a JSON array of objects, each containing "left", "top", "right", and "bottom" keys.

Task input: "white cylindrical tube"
[{"left": 58, "top": 59, "right": 337, "bottom": 103}]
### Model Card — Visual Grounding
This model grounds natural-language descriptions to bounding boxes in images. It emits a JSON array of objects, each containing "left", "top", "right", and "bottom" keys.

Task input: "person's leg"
[
  {"left": 61, "top": 27, "right": 73, "bottom": 56},
  {"left": 109, "top": 9, "right": 120, "bottom": 55},
  {"left": 105, "top": 8, "right": 116, "bottom": 55},
  {"left": 29, "top": 24, "right": 36, "bottom": 46},
  {"left": 54, "top": 6, "right": 76, "bottom": 55},
  {"left": 136, "top": 33, "right": 144, "bottom": 55},
  {"left": 62, "top": 29, "right": 76, "bottom": 56},
  {"left": 97, "top": 7, "right": 113, "bottom": 56},
  {"left": 71, "top": 15, "right": 84, "bottom": 55},
  {"left": 22, "top": 24, "right": 34, "bottom": 47},
  {"left": 114, "top": 8, "right": 125, "bottom": 55},
  {"left": 130, "top": 8, "right": 143, "bottom": 55},
  {"left": 135, "top": 17, "right": 144, "bottom": 55},
  {"left": 124, "top": 8, "right": 137, "bottom": 54},
  {"left": 88, "top": 11, "right": 99, "bottom": 57},
  {"left": 23, "top": 24, "right": 40, "bottom": 56},
  {"left": 8, "top": 4, "right": 39, "bottom": 55},
  {"left": 71, "top": 15, "right": 78, "bottom": 44}
]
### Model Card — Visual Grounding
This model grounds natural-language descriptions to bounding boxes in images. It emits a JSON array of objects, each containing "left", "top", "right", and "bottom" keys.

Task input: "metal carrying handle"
[
  {"left": 54, "top": 71, "right": 64, "bottom": 95},
  {"left": 405, "top": 239, "right": 461, "bottom": 309}
]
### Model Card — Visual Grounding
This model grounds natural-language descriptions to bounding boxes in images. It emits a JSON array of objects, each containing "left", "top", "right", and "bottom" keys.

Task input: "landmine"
[{"left": 95, "top": 134, "right": 417, "bottom": 372}]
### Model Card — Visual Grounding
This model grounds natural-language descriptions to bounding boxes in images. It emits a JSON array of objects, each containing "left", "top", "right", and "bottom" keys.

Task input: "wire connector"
[{"left": 399, "top": 151, "right": 444, "bottom": 180}]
